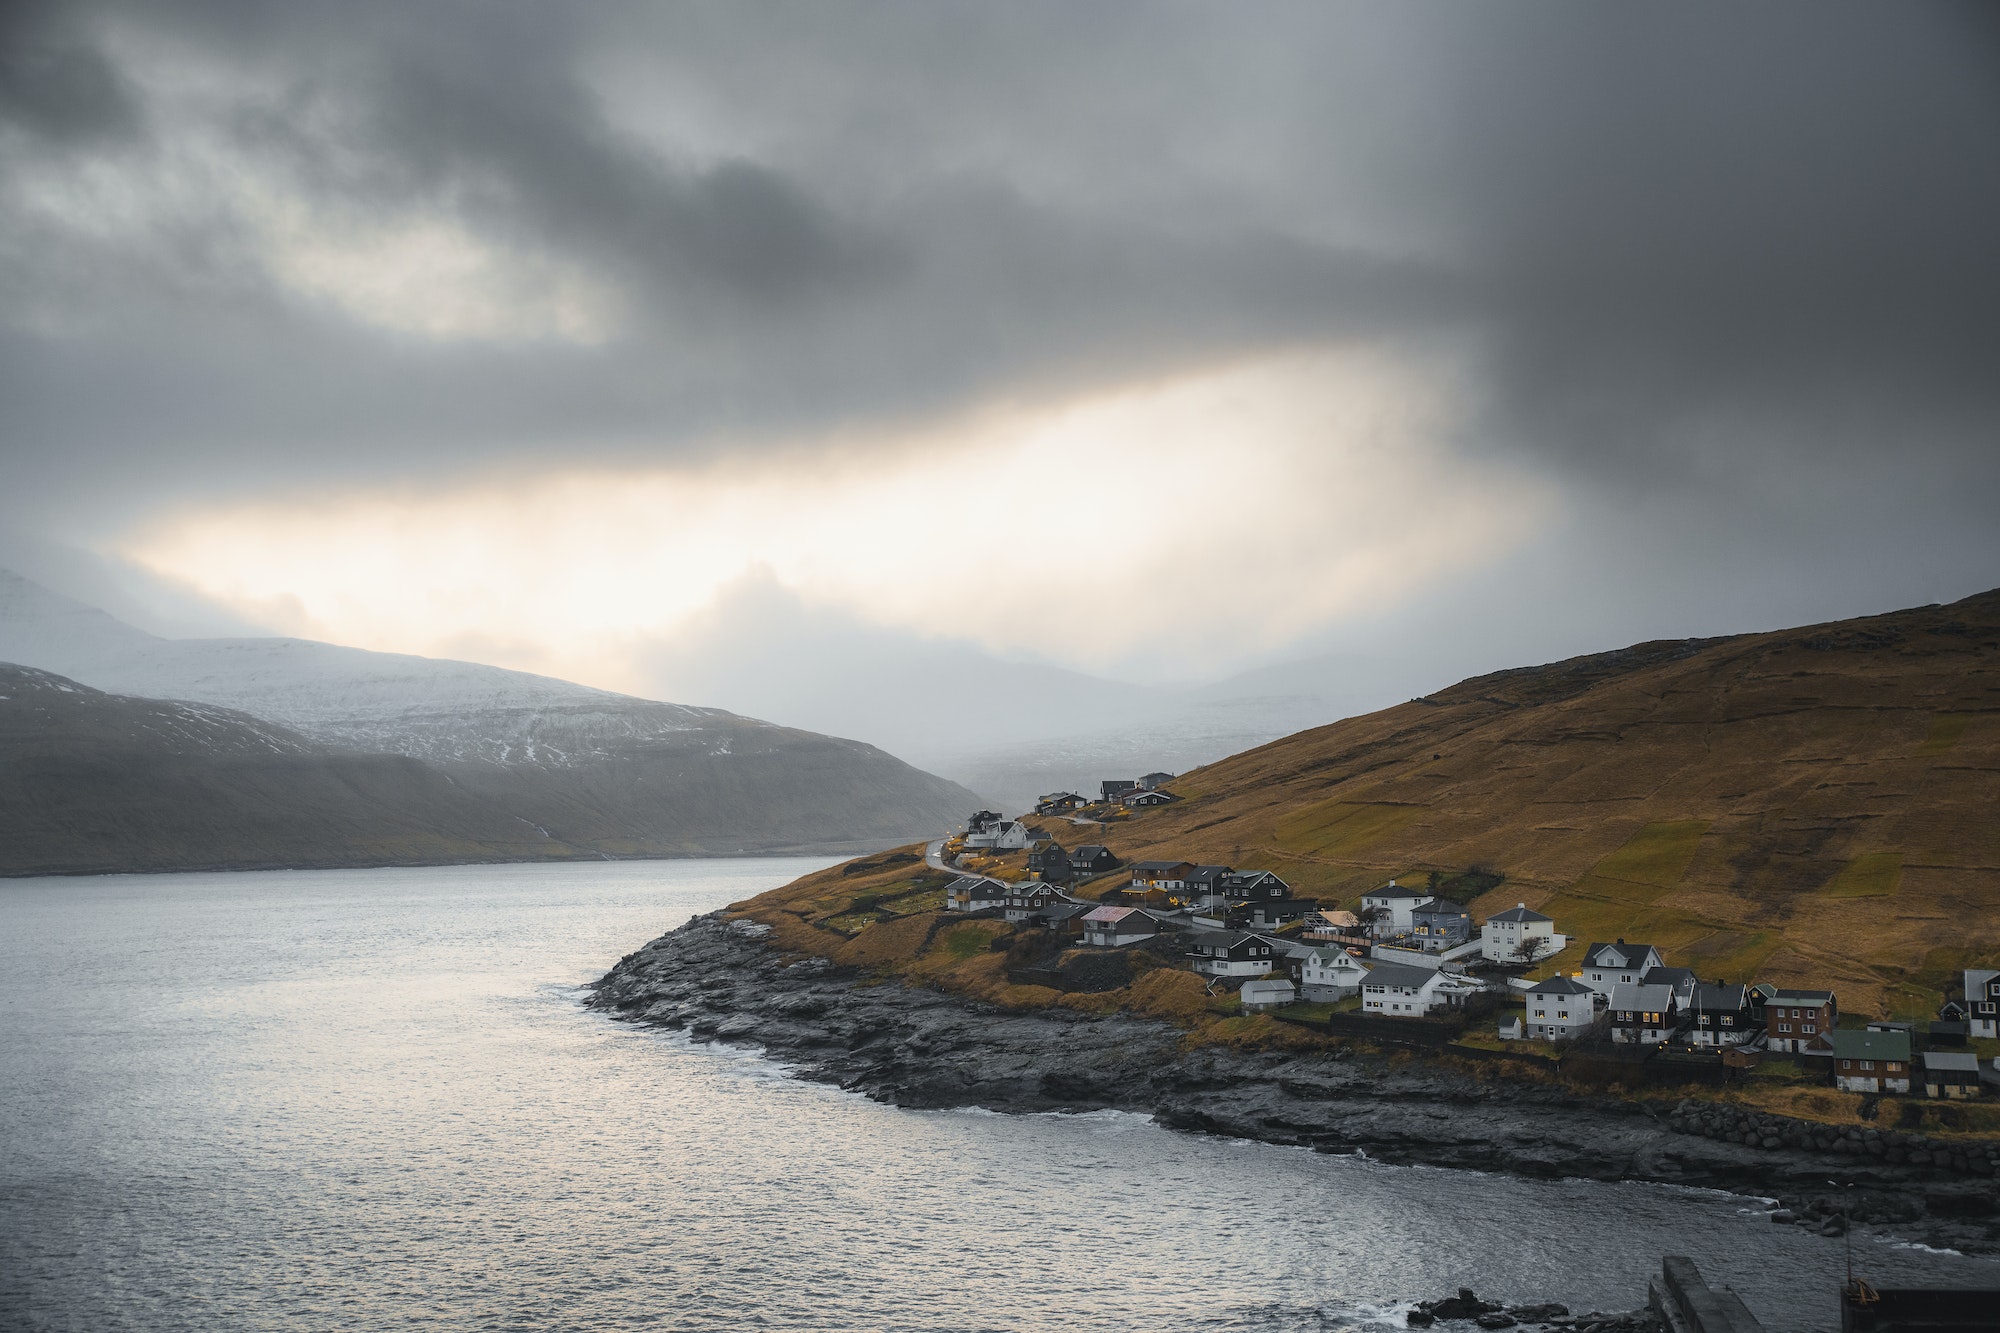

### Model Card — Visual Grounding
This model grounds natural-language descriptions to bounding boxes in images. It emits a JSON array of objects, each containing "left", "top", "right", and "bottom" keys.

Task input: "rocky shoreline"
[{"left": 587, "top": 913, "right": 2000, "bottom": 1256}]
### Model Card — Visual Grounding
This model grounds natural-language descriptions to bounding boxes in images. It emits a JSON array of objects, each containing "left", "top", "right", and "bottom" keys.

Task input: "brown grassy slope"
[
  {"left": 735, "top": 589, "right": 2000, "bottom": 1021},
  {"left": 1102, "top": 589, "right": 2000, "bottom": 1017}
]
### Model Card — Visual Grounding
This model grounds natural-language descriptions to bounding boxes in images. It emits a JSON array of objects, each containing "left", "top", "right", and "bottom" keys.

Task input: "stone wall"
[{"left": 1665, "top": 1099, "right": 1999, "bottom": 1177}]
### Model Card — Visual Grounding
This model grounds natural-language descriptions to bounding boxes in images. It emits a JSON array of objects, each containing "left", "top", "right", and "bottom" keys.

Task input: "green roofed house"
[{"left": 1824, "top": 1029, "right": 1913, "bottom": 1094}]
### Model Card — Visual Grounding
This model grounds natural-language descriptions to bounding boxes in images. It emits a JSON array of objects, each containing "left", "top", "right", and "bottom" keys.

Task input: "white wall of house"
[
  {"left": 1300, "top": 950, "right": 1370, "bottom": 1001},
  {"left": 1360, "top": 887, "right": 1434, "bottom": 938},
  {"left": 1836, "top": 1066, "right": 1912, "bottom": 1094},
  {"left": 1361, "top": 975, "right": 1446, "bottom": 1016},
  {"left": 1523, "top": 984, "right": 1598, "bottom": 1041},
  {"left": 1482, "top": 918, "right": 1567, "bottom": 963},
  {"left": 1579, "top": 946, "right": 1663, "bottom": 997},
  {"left": 1967, "top": 968, "right": 1999, "bottom": 1039}
]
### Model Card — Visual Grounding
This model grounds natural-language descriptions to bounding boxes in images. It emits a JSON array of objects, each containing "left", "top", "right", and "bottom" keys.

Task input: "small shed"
[
  {"left": 1923, "top": 1050, "right": 1982, "bottom": 1100},
  {"left": 1239, "top": 978, "right": 1297, "bottom": 1012}
]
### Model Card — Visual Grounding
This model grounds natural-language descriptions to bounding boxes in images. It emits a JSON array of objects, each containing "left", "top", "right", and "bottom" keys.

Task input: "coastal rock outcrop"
[{"left": 589, "top": 914, "right": 2000, "bottom": 1256}]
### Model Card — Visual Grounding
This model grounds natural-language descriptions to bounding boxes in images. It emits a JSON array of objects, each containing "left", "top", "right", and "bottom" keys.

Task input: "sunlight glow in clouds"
[{"left": 123, "top": 348, "right": 1553, "bottom": 692}]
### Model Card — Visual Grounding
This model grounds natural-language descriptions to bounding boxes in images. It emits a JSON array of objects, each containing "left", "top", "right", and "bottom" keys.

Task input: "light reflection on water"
[{"left": 1, "top": 860, "right": 1991, "bottom": 1332}]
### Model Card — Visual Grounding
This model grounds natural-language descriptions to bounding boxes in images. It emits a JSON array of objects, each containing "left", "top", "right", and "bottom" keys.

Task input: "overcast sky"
[{"left": 3, "top": 2, "right": 1997, "bottom": 757}]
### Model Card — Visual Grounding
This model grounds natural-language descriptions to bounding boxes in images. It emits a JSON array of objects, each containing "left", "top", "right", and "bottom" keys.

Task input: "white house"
[
  {"left": 1361, "top": 963, "right": 1457, "bottom": 1017},
  {"left": 1300, "top": 948, "right": 1372, "bottom": 1001},
  {"left": 1966, "top": 968, "right": 2000, "bottom": 1039},
  {"left": 1482, "top": 903, "right": 1566, "bottom": 964},
  {"left": 1523, "top": 975, "right": 1600, "bottom": 1041},
  {"left": 1080, "top": 905, "right": 1157, "bottom": 947},
  {"left": 1359, "top": 881, "right": 1435, "bottom": 939},
  {"left": 1239, "top": 978, "right": 1297, "bottom": 1011},
  {"left": 1578, "top": 941, "right": 1665, "bottom": 997}
]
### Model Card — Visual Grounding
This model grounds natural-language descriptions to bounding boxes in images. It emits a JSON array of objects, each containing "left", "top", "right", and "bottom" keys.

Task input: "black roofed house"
[
  {"left": 1100, "top": 779, "right": 1138, "bottom": 802},
  {"left": 1035, "top": 791, "right": 1089, "bottom": 814},
  {"left": 1129, "top": 860, "right": 1195, "bottom": 897},
  {"left": 1966, "top": 968, "right": 2000, "bottom": 1039},
  {"left": 966, "top": 810, "right": 1003, "bottom": 834},
  {"left": 946, "top": 876, "right": 1007, "bottom": 913},
  {"left": 1922, "top": 1051, "right": 1982, "bottom": 1100},
  {"left": 1188, "top": 930, "right": 1277, "bottom": 978},
  {"left": 1069, "top": 845, "right": 1120, "bottom": 877},
  {"left": 1578, "top": 941, "right": 1665, "bottom": 997},
  {"left": 1037, "top": 901, "right": 1089, "bottom": 936},
  {"left": 1004, "top": 881, "right": 1060, "bottom": 923},
  {"left": 1026, "top": 841, "right": 1070, "bottom": 878},
  {"left": 1410, "top": 899, "right": 1473, "bottom": 953},
  {"left": 1225, "top": 870, "right": 1292, "bottom": 901},
  {"left": 1139, "top": 771, "right": 1175, "bottom": 788},
  {"left": 1124, "top": 788, "right": 1176, "bottom": 807},
  {"left": 1608, "top": 983, "right": 1683, "bottom": 1045},
  {"left": 1929, "top": 1018, "right": 1970, "bottom": 1048},
  {"left": 1245, "top": 898, "right": 1316, "bottom": 930},
  {"left": 1640, "top": 966, "right": 1700, "bottom": 1006},
  {"left": 1687, "top": 983, "right": 1756, "bottom": 1047},
  {"left": 1184, "top": 865, "right": 1234, "bottom": 906}
]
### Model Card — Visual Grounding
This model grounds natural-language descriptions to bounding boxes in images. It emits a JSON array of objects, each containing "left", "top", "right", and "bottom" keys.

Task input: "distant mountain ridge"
[
  {"left": 0, "top": 571, "right": 980, "bottom": 869},
  {"left": 0, "top": 663, "right": 566, "bottom": 875}
]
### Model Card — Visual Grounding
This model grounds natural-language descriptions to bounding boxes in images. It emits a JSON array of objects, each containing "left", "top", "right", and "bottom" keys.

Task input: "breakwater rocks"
[
  {"left": 1666, "top": 1100, "right": 2000, "bottom": 1177},
  {"left": 588, "top": 915, "right": 1999, "bottom": 1254}
]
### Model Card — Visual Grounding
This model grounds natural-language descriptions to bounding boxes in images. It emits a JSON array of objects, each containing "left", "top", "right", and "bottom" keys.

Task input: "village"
[{"left": 939, "top": 775, "right": 2000, "bottom": 1107}]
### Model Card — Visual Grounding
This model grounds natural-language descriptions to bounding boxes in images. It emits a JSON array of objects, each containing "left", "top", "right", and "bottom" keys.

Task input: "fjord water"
[{"left": 2, "top": 862, "right": 1990, "bottom": 1332}]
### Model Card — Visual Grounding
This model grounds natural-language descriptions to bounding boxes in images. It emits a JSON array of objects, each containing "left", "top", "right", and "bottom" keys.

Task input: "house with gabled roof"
[
  {"left": 1300, "top": 947, "right": 1371, "bottom": 1001},
  {"left": 1026, "top": 841, "right": 1070, "bottom": 880},
  {"left": 1069, "top": 845, "right": 1119, "bottom": 877},
  {"left": 1225, "top": 870, "right": 1292, "bottom": 902},
  {"left": 1080, "top": 904, "right": 1158, "bottom": 947},
  {"left": 1188, "top": 930, "right": 1277, "bottom": 978},
  {"left": 1765, "top": 988, "right": 1837, "bottom": 1054},
  {"left": 1360, "top": 881, "right": 1434, "bottom": 939},
  {"left": 946, "top": 876, "right": 1007, "bottom": 913},
  {"left": 1608, "top": 983, "right": 1683, "bottom": 1045},
  {"left": 1482, "top": 903, "right": 1566, "bottom": 963},
  {"left": 1965, "top": 968, "right": 2000, "bottom": 1039},
  {"left": 1641, "top": 966, "right": 1699, "bottom": 1006},
  {"left": 1578, "top": 941, "right": 1664, "bottom": 997},
  {"left": 1139, "top": 771, "right": 1175, "bottom": 789},
  {"left": 1239, "top": 978, "right": 1296, "bottom": 1011},
  {"left": 1360, "top": 963, "right": 1476, "bottom": 1017},
  {"left": 1922, "top": 1051, "right": 1982, "bottom": 1100},
  {"left": 1124, "top": 788, "right": 1177, "bottom": 807},
  {"left": 1183, "top": 865, "right": 1233, "bottom": 905},
  {"left": 1410, "top": 898, "right": 1473, "bottom": 952},
  {"left": 1035, "top": 791, "right": 1089, "bottom": 815},
  {"left": 1687, "top": 983, "right": 1757, "bottom": 1047},
  {"left": 1003, "top": 881, "right": 1062, "bottom": 923},
  {"left": 1523, "top": 974, "right": 1600, "bottom": 1041},
  {"left": 1128, "top": 860, "right": 1195, "bottom": 896},
  {"left": 1100, "top": 779, "right": 1138, "bottom": 802},
  {"left": 1827, "top": 1029, "right": 1912, "bottom": 1093}
]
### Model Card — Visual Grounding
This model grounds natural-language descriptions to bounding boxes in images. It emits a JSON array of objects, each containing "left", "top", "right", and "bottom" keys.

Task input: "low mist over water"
[{"left": 2, "top": 860, "right": 1989, "bottom": 1332}]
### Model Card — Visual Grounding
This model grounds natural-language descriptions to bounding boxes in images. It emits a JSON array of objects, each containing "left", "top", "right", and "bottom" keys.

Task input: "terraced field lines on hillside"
[
  {"left": 1532, "top": 820, "right": 1714, "bottom": 969},
  {"left": 1821, "top": 851, "right": 1903, "bottom": 899},
  {"left": 1918, "top": 712, "right": 1974, "bottom": 755},
  {"left": 1272, "top": 800, "right": 1421, "bottom": 861}
]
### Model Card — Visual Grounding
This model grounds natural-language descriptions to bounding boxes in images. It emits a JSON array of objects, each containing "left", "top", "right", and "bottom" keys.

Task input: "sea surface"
[{"left": 2, "top": 860, "right": 1992, "bottom": 1333}]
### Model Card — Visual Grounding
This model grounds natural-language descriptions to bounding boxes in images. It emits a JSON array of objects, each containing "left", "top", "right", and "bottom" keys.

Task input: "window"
[
  {"left": 1861, "top": 1060, "right": 1874, "bottom": 1071},
  {"left": 1778, "top": 1023, "right": 1791, "bottom": 1033}
]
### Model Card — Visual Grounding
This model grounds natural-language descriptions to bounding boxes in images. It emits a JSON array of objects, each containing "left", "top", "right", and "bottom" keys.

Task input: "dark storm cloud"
[{"left": 1, "top": 0, "right": 1996, "bottom": 540}]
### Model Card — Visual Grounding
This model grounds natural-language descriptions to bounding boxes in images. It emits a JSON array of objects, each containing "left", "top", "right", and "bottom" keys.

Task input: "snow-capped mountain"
[{"left": 0, "top": 570, "right": 979, "bottom": 863}]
